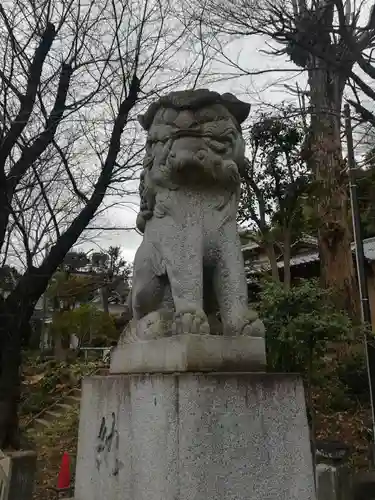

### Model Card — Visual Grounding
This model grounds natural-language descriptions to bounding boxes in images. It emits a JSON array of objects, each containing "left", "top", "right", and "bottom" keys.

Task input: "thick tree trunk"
[
  {"left": 308, "top": 60, "right": 359, "bottom": 317},
  {"left": 0, "top": 308, "right": 28, "bottom": 449},
  {"left": 0, "top": 273, "right": 59, "bottom": 448}
]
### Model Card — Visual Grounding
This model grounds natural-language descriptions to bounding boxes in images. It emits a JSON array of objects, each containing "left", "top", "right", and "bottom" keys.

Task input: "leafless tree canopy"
[
  {"left": 195, "top": 0, "right": 375, "bottom": 123},
  {"left": 0, "top": 0, "right": 210, "bottom": 449},
  {"left": 188, "top": 0, "right": 375, "bottom": 315},
  {"left": 0, "top": 0, "right": 208, "bottom": 270}
]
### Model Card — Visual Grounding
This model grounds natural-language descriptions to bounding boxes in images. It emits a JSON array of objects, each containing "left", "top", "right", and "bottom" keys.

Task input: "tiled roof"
[
  {"left": 241, "top": 234, "right": 318, "bottom": 253},
  {"left": 244, "top": 236, "right": 375, "bottom": 274}
]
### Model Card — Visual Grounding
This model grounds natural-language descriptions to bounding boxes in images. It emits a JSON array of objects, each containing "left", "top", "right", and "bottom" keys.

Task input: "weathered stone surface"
[
  {"left": 74, "top": 373, "right": 316, "bottom": 500},
  {"left": 119, "top": 88, "right": 265, "bottom": 343},
  {"left": 0, "top": 452, "right": 10, "bottom": 500},
  {"left": 316, "top": 463, "right": 353, "bottom": 500},
  {"left": 316, "top": 464, "right": 336, "bottom": 500},
  {"left": 110, "top": 333, "right": 266, "bottom": 373},
  {"left": 0, "top": 450, "right": 37, "bottom": 500}
]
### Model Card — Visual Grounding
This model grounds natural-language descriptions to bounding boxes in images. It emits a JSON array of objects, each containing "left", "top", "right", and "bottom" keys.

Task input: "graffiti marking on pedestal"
[{"left": 95, "top": 412, "right": 122, "bottom": 476}]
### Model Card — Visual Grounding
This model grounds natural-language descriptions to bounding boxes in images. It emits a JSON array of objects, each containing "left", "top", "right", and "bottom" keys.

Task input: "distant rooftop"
[{"left": 243, "top": 236, "right": 375, "bottom": 274}]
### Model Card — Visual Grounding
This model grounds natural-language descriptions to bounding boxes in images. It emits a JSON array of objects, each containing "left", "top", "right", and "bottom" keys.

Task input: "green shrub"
[
  {"left": 328, "top": 382, "right": 355, "bottom": 411},
  {"left": 336, "top": 350, "right": 370, "bottom": 403},
  {"left": 91, "top": 336, "right": 109, "bottom": 347},
  {"left": 21, "top": 392, "right": 54, "bottom": 415},
  {"left": 258, "top": 279, "right": 353, "bottom": 374},
  {"left": 50, "top": 304, "right": 117, "bottom": 347}
]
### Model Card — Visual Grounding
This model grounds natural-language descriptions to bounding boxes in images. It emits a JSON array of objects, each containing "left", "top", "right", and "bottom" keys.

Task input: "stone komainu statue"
[{"left": 122, "top": 89, "right": 264, "bottom": 342}]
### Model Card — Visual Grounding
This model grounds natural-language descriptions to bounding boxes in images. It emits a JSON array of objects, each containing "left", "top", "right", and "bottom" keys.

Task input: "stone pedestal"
[
  {"left": 316, "top": 463, "right": 353, "bottom": 500},
  {"left": 74, "top": 369, "right": 316, "bottom": 500},
  {"left": 110, "top": 334, "right": 266, "bottom": 373},
  {"left": 0, "top": 450, "right": 37, "bottom": 500}
]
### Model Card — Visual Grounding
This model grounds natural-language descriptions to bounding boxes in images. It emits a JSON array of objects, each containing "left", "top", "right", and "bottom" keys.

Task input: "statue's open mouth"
[
  {"left": 170, "top": 130, "right": 232, "bottom": 157},
  {"left": 168, "top": 150, "right": 213, "bottom": 172},
  {"left": 166, "top": 148, "right": 240, "bottom": 189},
  {"left": 171, "top": 128, "right": 231, "bottom": 147},
  {"left": 171, "top": 129, "right": 203, "bottom": 139}
]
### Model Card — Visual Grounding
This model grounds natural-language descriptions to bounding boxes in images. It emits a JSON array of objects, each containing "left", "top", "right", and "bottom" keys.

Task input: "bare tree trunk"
[
  {"left": 308, "top": 60, "right": 359, "bottom": 317},
  {"left": 101, "top": 285, "right": 109, "bottom": 314},
  {"left": 53, "top": 330, "right": 67, "bottom": 362},
  {"left": 0, "top": 274, "right": 64, "bottom": 448},
  {"left": 52, "top": 295, "right": 69, "bottom": 361},
  {"left": 307, "top": 343, "right": 317, "bottom": 485},
  {"left": 0, "top": 307, "right": 31, "bottom": 449},
  {"left": 0, "top": 338, "right": 21, "bottom": 449},
  {"left": 264, "top": 241, "right": 280, "bottom": 283}
]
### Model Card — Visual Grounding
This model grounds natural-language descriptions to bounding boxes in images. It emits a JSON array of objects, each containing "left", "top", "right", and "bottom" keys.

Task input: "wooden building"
[{"left": 240, "top": 231, "right": 375, "bottom": 327}]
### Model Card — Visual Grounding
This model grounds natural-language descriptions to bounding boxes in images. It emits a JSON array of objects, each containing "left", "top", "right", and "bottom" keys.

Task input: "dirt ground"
[{"left": 29, "top": 407, "right": 79, "bottom": 500}]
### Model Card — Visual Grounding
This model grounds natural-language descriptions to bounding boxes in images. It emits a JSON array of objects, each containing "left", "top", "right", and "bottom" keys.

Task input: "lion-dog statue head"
[{"left": 136, "top": 89, "right": 251, "bottom": 232}]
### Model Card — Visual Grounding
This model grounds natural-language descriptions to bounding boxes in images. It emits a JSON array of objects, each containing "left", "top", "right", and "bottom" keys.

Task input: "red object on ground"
[{"left": 57, "top": 451, "right": 71, "bottom": 490}]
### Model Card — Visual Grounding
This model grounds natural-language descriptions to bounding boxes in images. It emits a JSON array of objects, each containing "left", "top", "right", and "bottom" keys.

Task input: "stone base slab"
[
  {"left": 74, "top": 372, "right": 316, "bottom": 500},
  {"left": 110, "top": 334, "right": 266, "bottom": 373}
]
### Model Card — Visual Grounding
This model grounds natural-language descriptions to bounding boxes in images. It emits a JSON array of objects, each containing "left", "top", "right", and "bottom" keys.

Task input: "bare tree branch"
[{"left": 0, "top": 19, "right": 56, "bottom": 167}]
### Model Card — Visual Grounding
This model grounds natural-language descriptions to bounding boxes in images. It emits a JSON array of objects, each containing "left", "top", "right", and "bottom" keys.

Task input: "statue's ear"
[
  {"left": 138, "top": 100, "right": 159, "bottom": 130},
  {"left": 221, "top": 93, "right": 251, "bottom": 125}
]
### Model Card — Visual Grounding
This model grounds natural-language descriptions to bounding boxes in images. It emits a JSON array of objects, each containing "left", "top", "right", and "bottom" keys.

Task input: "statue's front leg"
[
  {"left": 127, "top": 241, "right": 170, "bottom": 341},
  {"left": 168, "top": 269, "right": 210, "bottom": 335},
  {"left": 163, "top": 230, "right": 209, "bottom": 335},
  {"left": 214, "top": 232, "right": 265, "bottom": 337}
]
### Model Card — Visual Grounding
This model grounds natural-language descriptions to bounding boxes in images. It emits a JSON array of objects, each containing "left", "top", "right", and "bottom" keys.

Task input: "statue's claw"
[{"left": 172, "top": 309, "right": 210, "bottom": 335}]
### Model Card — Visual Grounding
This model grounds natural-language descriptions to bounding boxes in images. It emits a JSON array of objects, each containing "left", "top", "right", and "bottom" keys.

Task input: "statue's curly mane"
[{"left": 138, "top": 89, "right": 251, "bottom": 131}]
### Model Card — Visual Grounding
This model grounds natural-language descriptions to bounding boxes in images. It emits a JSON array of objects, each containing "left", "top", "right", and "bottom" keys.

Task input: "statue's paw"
[
  {"left": 137, "top": 312, "right": 165, "bottom": 340},
  {"left": 240, "top": 310, "right": 266, "bottom": 338},
  {"left": 172, "top": 309, "right": 210, "bottom": 335},
  {"left": 119, "top": 319, "right": 137, "bottom": 344},
  {"left": 124, "top": 311, "right": 172, "bottom": 342}
]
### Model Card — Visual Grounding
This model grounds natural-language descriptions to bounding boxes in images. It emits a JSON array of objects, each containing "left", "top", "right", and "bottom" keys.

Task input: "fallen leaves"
[{"left": 30, "top": 408, "right": 79, "bottom": 500}]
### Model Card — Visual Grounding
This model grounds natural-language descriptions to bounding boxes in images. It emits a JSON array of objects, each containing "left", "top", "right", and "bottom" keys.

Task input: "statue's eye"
[
  {"left": 207, "top": 139, "right": 228, "bottom": 153},
  {"left": 158, "top": 136, "right": 169, "bottom": 144},
  {"left": 223, "top": 130, "right": 237, "bottom": 143}
]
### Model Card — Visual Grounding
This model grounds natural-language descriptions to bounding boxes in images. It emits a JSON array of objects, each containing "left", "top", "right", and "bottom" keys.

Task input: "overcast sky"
[{"left": 84, "top": 34, "right": 305, "bottom": 263}]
